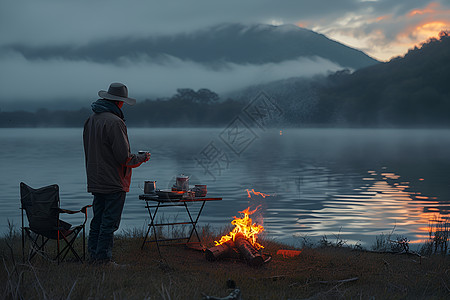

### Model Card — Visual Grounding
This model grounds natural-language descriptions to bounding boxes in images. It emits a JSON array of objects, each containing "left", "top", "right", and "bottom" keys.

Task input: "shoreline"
[{"left": 1, "top": 227, "right": 449, "bottom": 299}]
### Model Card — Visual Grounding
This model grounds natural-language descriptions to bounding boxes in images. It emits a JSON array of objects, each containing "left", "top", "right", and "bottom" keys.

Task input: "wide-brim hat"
[{"left": 98, "top": 82, "right": 136, "bottom": 105}]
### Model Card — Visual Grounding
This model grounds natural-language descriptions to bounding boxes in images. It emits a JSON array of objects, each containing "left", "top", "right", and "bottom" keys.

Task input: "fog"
[{"left": 0, "top": 50, "right": 341, "bottom": 110}]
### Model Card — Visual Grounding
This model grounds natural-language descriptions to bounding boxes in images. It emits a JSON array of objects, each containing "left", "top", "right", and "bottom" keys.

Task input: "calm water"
[{"left": 1, "top": 127, "right": 449, "bottom": 248}]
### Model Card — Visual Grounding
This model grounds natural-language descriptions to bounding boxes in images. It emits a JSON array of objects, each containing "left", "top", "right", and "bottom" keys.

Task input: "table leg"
[
  {"left": 185, "top": 200, "right": 206, "bottom": 244},
  {"left": 141, "top": 202, "right": 162, "bottom": 258},
  {"left": 141, "top": 201, "right": 153, "bottom": 249}
]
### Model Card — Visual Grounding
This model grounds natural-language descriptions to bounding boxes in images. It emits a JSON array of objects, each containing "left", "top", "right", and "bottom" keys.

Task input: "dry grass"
[{"left": 1, "top": 226, "right": 449, "bottom": 300}]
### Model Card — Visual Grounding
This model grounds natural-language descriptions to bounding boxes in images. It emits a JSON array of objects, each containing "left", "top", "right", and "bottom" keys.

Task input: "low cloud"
[{"left": 0, "top": 51, "right": 342, "bottom": 109}]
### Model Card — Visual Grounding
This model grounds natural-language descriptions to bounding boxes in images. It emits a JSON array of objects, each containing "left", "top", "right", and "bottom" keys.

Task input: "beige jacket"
[{"left": 83, "top": 112, "right": 146, "bottom": 193}]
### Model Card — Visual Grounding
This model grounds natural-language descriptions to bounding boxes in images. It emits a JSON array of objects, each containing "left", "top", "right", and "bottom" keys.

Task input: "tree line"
[
  {"left": 0, "top": 88, "right": 244, "bottom": 127},
  {"left": 313, "top": 31, "right": 450, "bottom": 127}
]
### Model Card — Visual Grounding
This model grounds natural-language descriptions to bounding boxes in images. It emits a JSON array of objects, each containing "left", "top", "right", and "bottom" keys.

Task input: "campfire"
[
  {"left": 214, "top": 206, "right": 264, "bottom": 249},
  {"left": 205, "top": 206, "right": 269, "bottom": 266}
]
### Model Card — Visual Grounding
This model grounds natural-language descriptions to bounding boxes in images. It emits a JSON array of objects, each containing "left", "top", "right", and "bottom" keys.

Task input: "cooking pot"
[
  {"left": 176, "top": 175, "right": 189, "bottom": 191},
  {"left": 144, "top": 181, "right": 156, "bottom": 194},
  {"left": 194, "top": 185, "right": 207, "bottom": 197}
]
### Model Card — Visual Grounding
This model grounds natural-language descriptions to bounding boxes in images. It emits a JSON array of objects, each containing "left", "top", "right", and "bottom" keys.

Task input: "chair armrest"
[
  {"left": 81, "top": 205, "right": 92, "bottom": 214},
  {"left": 60, "top": 205, "right": 92, "bottom": 215},
  {"left": 59, "top": 208, "right": 80, "bottom": 214}
]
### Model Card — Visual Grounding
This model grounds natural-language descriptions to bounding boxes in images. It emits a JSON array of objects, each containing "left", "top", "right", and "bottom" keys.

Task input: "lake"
[{"left": 1, "top": 127, "right": 449, "bottom": 248}]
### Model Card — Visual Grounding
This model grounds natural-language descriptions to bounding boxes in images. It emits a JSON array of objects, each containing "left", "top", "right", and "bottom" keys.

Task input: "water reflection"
[
  {"left": 1, "top": 128, "right": 450, "bottom": 249},
  {"left": 267, "top": 169, "right": 450, "bottom": 246}
]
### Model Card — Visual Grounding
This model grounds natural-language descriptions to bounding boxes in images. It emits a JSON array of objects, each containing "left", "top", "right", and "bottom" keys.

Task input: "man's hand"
[{"left": 127, "top": 152, "right": 151, "bottom": 168}]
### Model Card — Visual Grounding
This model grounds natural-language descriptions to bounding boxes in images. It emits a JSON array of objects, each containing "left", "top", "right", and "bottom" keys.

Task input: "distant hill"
[
  {"left": 313, "top": 32, "right": 450, "bottom": 127},
  {"left": 8, "top": 23, "right": 378, "bottom": 70}
]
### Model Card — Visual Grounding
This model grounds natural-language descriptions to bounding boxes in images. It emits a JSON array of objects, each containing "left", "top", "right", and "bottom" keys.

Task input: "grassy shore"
[{"left": 1, "top": 226, "right": 449, "bottom": 300}]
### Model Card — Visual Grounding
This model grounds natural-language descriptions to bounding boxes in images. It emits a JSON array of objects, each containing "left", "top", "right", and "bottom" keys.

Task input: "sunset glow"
[
  {"left": 409, "top": 2, "right": 440, "bottom": 16},
  {"left": 413, "top": 21, "right": 449, "bottom": 39},
  {"left": 309, "top": 1, "right": 450, "bottom": 61},
  {"left": 376, "top": 15, "right": 389, "bottom": 22},
  {"left": 390, "top": 3, "right": 450, "bottom": 59},
  {"left": 295, "top": 21, "right": 308, "bottom": 28}
]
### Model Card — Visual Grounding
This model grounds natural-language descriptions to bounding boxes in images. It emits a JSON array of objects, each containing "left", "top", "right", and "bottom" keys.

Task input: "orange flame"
[
  {"left": 246, "top": 189, "right": 271, "bottom": 198},
  {"left": 214, "top": 206, "right": 265, "bottom": 249}
]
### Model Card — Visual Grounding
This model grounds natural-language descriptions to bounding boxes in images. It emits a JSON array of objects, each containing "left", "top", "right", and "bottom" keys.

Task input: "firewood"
[
  {"left": 234, "top": 233, "right": 264, "bottom": 266},
  {"left": 205, "top": 240, "right": 237, "bottom": 261},
  {"left": 319, "top": 277, "right": 359, "bottom": 284}
]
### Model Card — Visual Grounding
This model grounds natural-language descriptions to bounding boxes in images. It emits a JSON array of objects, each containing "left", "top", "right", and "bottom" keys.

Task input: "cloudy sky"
[{"left": 1, "top": 0, "right": 449, "bottom": 109}]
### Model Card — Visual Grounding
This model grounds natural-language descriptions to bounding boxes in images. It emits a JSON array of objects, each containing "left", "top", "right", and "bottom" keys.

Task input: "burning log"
[
  {"left": 205, "top": 240, "right": 239, "bottom": 261},
  {"left": 206, "top": 205, "right": 268, "bottom": 266},
  {"left": 234, "top": 233, "right": 264, "bottom": 266}
]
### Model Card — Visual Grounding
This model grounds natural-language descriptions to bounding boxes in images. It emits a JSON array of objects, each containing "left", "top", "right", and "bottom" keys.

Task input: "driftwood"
[
  {"left": 250, "top": 275, "right": 287, "bottom": 281},
  {"left": 202, "top": 288, "right": 241, "bottom": 300},
  {"left": 319, "top": 277, "right": 359, "bottom": 284},
  {"left": 289, "top": 277, "right": 359, "bottom": 288},
  {"left": 234, "top": 233, "right": 264, "bottom": 266}
]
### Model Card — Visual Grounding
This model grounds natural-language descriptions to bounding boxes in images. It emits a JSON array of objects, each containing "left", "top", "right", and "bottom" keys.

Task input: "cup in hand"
[{"left": 138, "top": 150, "right": 151, "bottom": 162}]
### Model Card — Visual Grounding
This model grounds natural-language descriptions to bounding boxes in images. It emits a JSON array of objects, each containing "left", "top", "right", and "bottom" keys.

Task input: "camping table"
[{"left": 139, "top": 194, "right": 221, "bottom": 257}]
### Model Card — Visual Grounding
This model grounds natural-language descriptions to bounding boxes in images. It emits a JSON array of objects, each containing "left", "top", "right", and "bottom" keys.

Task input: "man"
[{"left": 83, "top": 82, "right": 150, "bottom": 264}]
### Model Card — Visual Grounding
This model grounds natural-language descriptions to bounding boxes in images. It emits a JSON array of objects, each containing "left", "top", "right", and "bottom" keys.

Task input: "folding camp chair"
[{"left": 20, "top": 182, "right": 91, "bottom": 263}]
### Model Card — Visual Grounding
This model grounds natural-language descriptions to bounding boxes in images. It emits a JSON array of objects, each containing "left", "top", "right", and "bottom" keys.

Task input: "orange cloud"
[
  {"left": 409, "top": 2, "right": 439, "bottom": 17},
  {"left": 415, "top": 21, "right": 449, "bottom": 37},
  {"left": 307, "top": 1, "right": 450, "bottom": 61},
  {"left": 399, "top": 20, "right": 450, "bottom": 44},
  {"left": 376, "top": 15, "right": 390, "bottom": 22},
  {"left": 404, "top": 2, "right": 450, "bottom": 40},
  {"left": 394, "top": 2, "right": 450, "bottom": 55},
  {"left": 295, "top": 21, "right": 308, "bottom": 28}
]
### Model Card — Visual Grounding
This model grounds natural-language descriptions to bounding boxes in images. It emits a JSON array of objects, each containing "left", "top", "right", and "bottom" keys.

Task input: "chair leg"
[
  {"left": 64, "top": 235, "right": 82, "bottom": 262},
  {"left": 25, "top": 229, "right": 50, "bottom": 262},
  {"left": 32, "top": 236, "right": 50, "bottom": 261},
  {"left": 21, "top": 207, "right": 25, "bottom": 263},
  {"left": 82, "top": 225, "right": 86, "bottom": 261},
  {"left": 21, "top": 227, "right": 25, "bottom": 263},
  {"left": 23, "top": 227, "right": 85, "bottom": 263},
  {"left": 57, "top": 233, "right": 60, "bottom": 265},
  {"left": 56, "top": 228, "right": 83, "bottom": 263}
]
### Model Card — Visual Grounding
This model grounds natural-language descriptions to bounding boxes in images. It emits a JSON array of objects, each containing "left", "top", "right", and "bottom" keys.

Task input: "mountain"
[
  {"left": 8, "top": 23, "right": 378, "bottom": 70},
  {"left": 314, "top": 32, "right": 450, "bottom": 127}
]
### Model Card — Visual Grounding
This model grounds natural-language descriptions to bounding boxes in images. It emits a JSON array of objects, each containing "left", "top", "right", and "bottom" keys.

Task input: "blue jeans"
[{"left": 88, "top": 192, "right": 126, "bottom": 261}]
